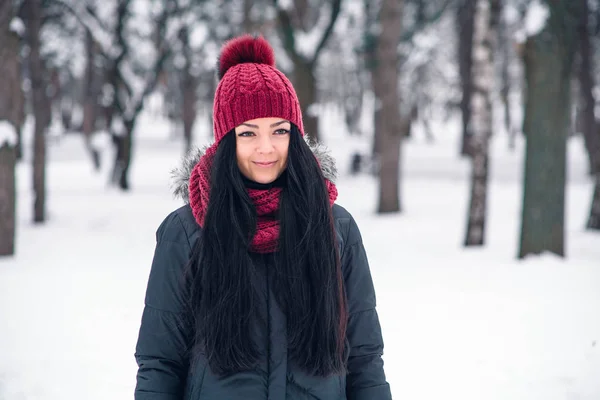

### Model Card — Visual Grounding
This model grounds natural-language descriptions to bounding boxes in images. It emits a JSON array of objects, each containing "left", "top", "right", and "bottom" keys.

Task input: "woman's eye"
[
  {"left": 238, "top": 131, "right": 255, "bottom": 137},
  {"left": 274, "top": 129, "right": 290, "bottom": 135}
]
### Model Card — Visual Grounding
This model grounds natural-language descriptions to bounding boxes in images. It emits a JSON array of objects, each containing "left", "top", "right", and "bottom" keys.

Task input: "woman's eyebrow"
[
  {"left": 270, "top": 120, "right": 290, "bottom": 128},
  {"left": 240, "top": 120, "right": 289, "bottom": 129}
]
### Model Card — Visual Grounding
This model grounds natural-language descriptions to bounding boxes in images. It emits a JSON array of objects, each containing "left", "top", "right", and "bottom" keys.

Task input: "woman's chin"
[{"left": 251, "top": 173, "right": 278, "bottom": 184}]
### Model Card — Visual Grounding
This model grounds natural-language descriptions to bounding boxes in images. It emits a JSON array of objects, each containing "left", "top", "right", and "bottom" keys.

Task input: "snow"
[
  {"left": 524, "top": 0, "right": 549, "bottom": 36},
  {"left": 277, "top": 0, "right": 294, "bottom": 12},
  {"left": 110, "top": 115, "right": 126, "bottom": 137},
  {"left": 40, "top": 23, "right": 87, "bottom": 79},
  {"left": 1, "top": 109, "right": 599, "bottom": 400},
  {"left": 293, "top": 5, "right": 333, "bottom": 60},
  {"left": 503, "top": 3, "right": 521, "bottom": 25},
  {"left": 189, "top": 24, "right": 208, "bottom": 49},
  {"left": 515, "top": 0, "right": 550, "bottom": 43},
  {"left": 68, "top": 1, "right": 118, "bottom": 58},
  {"left": 0, "top": 121, "right": 17, "bottom": 147},
  {"left": 9, "top": 18, "right": 25, "bottom": 36}
]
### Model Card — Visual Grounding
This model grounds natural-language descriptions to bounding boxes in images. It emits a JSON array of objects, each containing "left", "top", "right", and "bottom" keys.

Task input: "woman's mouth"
[{"left": 254, "top": 161, "right": 277, "bottom": 167}]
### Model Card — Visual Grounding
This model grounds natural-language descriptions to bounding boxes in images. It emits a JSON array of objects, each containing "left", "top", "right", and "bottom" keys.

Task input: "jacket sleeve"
[
  {"left": 134, "top": 212, "right": 193, "bottom": 400},
  {"left": 342, "top": 216, "right": 392, "bottom": 400}
]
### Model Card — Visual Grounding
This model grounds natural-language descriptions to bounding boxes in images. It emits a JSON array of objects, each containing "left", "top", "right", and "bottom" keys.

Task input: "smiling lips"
[{"left": 254, "top": 161, "right": 277, "bottom": 167}]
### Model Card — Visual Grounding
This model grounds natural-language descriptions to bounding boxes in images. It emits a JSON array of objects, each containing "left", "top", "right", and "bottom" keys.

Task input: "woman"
[{"left": 134, "top": 34, "right": 392, "bottom": 400}]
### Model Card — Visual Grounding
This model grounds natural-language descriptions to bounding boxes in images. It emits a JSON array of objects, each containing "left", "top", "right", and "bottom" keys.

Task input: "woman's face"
[{"left": 234, "top": 117, "right": 291, "bottom": 184}]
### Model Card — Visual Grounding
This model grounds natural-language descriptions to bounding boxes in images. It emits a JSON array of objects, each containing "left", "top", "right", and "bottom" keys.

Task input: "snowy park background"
[{"left": 1, "top": 105, "right": 599, "bottom": 399}]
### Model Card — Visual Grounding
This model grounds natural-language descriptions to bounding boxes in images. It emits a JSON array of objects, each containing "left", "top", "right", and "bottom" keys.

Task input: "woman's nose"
[{"left": 256, "top": 133, "right": 274, "bottom": 154}]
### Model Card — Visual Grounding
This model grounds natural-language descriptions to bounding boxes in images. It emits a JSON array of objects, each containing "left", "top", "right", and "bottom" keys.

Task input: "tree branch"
[
  {"left": 47, "top": 0, "right": 115, "bottom": 58},
  {"left": 273, "top": 3, "right": 302, "bottom": 65},
  {"left": 127, "top": 0, "right": 180, "bottom": 121},
  {"left": 311, "top": 0, "right": 342, "bottom": 64},
  {"left": 401, "top": 0, "right": 452, "bottom": 43},
  {"left": 128, "top": 45, "right": 171, "bottom": 121}
]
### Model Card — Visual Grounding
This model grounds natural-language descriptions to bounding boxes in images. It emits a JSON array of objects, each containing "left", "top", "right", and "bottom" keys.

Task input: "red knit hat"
[{"left": 212, "top": 35, "right": 304, "bottom": 143}]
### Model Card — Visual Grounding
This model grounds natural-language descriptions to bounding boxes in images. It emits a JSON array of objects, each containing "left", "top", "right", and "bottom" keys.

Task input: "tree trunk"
[
  {"left": 118, "top": 125, "right": 133, "bottom": 190},
  {"left": 24, "top": 0, "right": 48, "bottom": 223},
  {"left": 578, "top": 0, "right": 599, "bottom": 176},
  {"left": 375, "top": 0, "right": 404, "bottom": 213},
  {"left": 371, "top": 103, "right": 383, "bottom": 162},
  {"left": 274, "top": 0, "right": 342, "bottom": 143},
  {"left": 294, "top": 59, "right": 319, "bottom": 142},
  {"left": 518, "top": 1, "right": 581, "bottom": 259},
  {"left": 242, "top": 0, "right": 254, "bottom": 33},
  {"left": 588, "top": 174, "right": 600, "bottom": 229},
  {"left": 182, "top": 77, "right": 196, "bottom": 154},
  {"left": 0, "top": 1, "right": 20, "bottom": 257},
  {"left": 15, "top": 126, "right": 23, "bottom": 160},
  {"left": 180, "top": 27, "right": 197, "bottom": 155},
  {"left": 496, "top": 0, "right": 516, "bottom": 149},
  {"left": 457, "top": 0, "right": 476, "bottom": 157},
  {"left": 378, "top": 125, "right": 402, "bottom": 212},
  {"left": 0, "top": 7, "right": 24, "bottom": 127},
  {"left": 82, "top": 27, "right": 101, "bottom": 170},
  {"left": 111, "top": 119, "right": 134, "bottom": 190},
  {"left": 0, "top": 144, "right": 16, "bottom": 256},
  {"left": 464, "top": 0, "right": 495, "bottom": 246},
  {"left": 576, "top": 0, "right": 600, "bottom": 230},
  {"left": 364, "top": 0, "right": 381, "bottom": 161}
]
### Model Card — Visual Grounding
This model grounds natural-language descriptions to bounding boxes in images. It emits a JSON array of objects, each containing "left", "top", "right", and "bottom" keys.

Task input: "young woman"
[{"left": 134, "top": 34, "right": 392, "bottom": 400}]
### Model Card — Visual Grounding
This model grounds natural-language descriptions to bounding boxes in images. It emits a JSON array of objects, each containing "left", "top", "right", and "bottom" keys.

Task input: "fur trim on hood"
[{"left": 171, "top": 137, "right": 338, "bottom": 203}]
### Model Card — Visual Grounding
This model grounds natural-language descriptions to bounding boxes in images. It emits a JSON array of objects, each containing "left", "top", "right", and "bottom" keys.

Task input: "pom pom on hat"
[{"left": 217, "top": 35, "right": 276, "bottom": 80}]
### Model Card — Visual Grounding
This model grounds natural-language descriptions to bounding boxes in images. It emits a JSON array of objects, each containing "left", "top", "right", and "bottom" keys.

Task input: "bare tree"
[
  {"left": 81, "top": 3, "right": 102, "bottom": 171},
  {"left": 369, "top": 0, "right": 452, "bottom": 160},
  {"left": 456, "top": 0, "right": 476, "bottom": 157},
  {"left": 518, "top": 1, "right": 583, "bottom": 258},
  {"left": 273, "top": 0, "right": 343, "bottom": 142},
  {"left": 24, "top": 0, "right": 49, "bottom": 223},
  {"left": 317, "top": 9, "right": 367, "bottom": 138},
  {"left": 0, "top": 137, "right": 17, "bottom": 257},
  {"left": 375, "top": 0, "right": 410, "bottom": 213},
  {"left": 0, "top": 4, "right": 24, "bottom": 257},
  {"left": 496, "top": 0, "right": 518, "bottom": 150},
  {"left": 578, "top": 0, "right": 600, "bottom": 177},
  {"left": 107, "top": 0, "right": 175, "bottom": 190},
  {"left": 55, "top": 0, "right": 188, "bottom": 190},
  {"left": 589, "top": 158, "right": 600, "bottom": 229},
  {"left": 464, "top": 0, "right": 496, "bottom": 246},
  {"left": 576, "top": 0, "right": 600, "bottom": 230},
  {"left": 178, "top": 26, "right": 197, "bottom": 155}
]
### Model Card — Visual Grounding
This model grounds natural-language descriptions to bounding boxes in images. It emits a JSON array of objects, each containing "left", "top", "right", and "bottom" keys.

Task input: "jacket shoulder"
[
  {"left": 156, "top": 204, "right": 201, "bottom": 248},
  {"left": 332, "top": 203, "right": 363, "bottom": 249}
]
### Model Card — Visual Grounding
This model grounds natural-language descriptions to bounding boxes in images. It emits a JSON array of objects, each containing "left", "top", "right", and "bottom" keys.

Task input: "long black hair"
[{"left": 185, "top": 125, "right": 347, "bottom": 377}]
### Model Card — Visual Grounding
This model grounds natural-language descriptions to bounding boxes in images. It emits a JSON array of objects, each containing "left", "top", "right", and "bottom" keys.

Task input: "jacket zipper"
[{"left": 265, "top": 254, "right": 271, "bottom": 400}]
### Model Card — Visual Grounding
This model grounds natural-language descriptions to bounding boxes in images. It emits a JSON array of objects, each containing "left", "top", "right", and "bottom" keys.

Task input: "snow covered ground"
[{"left": 1, "top": 109, "right": 599, "bottom": 400}]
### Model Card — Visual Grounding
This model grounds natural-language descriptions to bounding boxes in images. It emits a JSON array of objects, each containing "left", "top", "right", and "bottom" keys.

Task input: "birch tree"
[
  {"left": 464, "top": 0, "right": 496, "bottom": 246},
  {"left": 456, "top": 0, "right": 476, "bottom": 157}
]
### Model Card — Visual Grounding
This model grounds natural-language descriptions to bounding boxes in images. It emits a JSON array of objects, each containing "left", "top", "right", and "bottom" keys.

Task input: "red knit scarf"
[{"left": 188, "top": 143, "right": 338, "bottom": 253}]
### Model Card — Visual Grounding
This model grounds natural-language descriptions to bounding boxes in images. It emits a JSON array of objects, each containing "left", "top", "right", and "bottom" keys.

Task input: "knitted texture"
[
  {"left": 189, "top": 142, "right": 338, "bottom": 253},
  {"left": 212, "top": 35, "right": 304, "bottom": 144}
]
